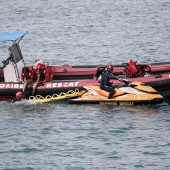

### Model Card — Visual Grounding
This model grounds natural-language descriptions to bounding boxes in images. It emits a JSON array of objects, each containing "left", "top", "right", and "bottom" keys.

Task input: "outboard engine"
[
  {"left": 3, "top": 43, "right": 25, "bottom": 82},
  {"left": 123, "top": 60, "right": 151, "bottom": 78}
]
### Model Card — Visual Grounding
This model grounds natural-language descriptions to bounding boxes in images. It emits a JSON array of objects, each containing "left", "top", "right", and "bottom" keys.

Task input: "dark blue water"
[{"left": 0, "top": 0, "right": 170, "bottom": 169}]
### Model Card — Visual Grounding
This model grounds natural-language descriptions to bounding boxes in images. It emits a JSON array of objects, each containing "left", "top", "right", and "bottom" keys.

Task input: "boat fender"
[{"left": 16, "top": 91, "right": 23, "bottom": 99}]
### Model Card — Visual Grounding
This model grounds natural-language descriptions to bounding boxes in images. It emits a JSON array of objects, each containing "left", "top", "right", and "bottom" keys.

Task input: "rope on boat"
[{"left": 29, "top": 88, "right": 85, "bottom": 104}]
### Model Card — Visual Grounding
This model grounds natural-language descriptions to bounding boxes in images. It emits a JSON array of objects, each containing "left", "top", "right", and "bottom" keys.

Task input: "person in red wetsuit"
[
  {"left": 21, "top": 66, "right": 35, "bottom": 81},
  {"left": 35, "top": 63, "right": 53, "bottom": 83}
]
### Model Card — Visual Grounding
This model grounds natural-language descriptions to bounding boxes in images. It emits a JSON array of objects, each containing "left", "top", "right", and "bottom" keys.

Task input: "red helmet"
[
  {"left": 107, "top": 64, "right": 114, "bottom": 71},
  {"left": 16, "top": 92, "right": 23, "bottom": 99}
]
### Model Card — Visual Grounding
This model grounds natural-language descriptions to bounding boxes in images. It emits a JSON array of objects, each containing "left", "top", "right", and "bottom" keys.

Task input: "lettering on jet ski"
[
  {"left": 46, "top": 82, "right": 80, "bottom": 88},
  {"left": 100, "top": 101, "right": 134, "bottom": 106},
  {"left": 119, "top": 102, "right": 134, "bottom": 106},
  {"left": 133, "top": 96, "right": 148, "bottom": 99},
  {"left": 0, "top": 84, "right": 24, "bottom": 89}
]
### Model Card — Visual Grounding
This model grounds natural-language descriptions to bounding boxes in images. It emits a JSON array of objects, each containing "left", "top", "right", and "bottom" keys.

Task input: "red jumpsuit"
[
  {"left": 21, "top": 66, "right": 35, "bottom": 81},
  {"left": 35, "top": 63, "right": 53, "bottom": 82}
]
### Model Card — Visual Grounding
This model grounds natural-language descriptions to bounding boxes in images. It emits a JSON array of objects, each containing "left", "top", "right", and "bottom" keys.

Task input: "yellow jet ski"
[{"left": 69, "top": 80, "right": 164, "bottom": 106}]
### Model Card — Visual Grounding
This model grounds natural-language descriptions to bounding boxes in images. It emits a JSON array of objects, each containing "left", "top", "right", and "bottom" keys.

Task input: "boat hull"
[
  {"left": 49, "top": 61, "right": 170, "bottom": 80},
  {"left": 1, "top": 61, "right": 170, "bottom": 82},
  {"left": 0, "top": 73, "right": 170, "bottom": 101}
]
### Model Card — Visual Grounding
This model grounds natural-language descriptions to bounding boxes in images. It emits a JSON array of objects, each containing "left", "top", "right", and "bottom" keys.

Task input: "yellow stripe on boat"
[{"left": 29, "top": 89, "right": 86, "bottom": 104}]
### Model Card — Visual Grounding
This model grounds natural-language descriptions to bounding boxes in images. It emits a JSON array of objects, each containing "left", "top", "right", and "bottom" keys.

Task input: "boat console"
[{"left": 0, "top": 32, "right": 27, "bottom": 82}]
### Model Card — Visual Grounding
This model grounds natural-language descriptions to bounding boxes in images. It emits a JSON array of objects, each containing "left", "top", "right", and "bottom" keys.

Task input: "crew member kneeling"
[
  {"left": 35, "top": 63, "right": 53, "bottom": 83},
  {"left": 21, "top": 66, "right": 35, "bottom": 81}
]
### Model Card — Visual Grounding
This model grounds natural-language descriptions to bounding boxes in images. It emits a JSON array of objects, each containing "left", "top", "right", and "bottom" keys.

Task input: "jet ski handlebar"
[{"left": 119, "top": 78, "right": 130, "bottom": 85}]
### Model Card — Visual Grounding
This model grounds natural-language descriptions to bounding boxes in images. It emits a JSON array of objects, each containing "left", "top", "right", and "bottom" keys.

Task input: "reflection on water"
[
  {"left": 1, "top": 100, "right": 169, "bottom": 118},
  {"left": 99, "top": 101, "right": 169, "bottom": 115},
  {"left": 0, "top": 101, "right": 58, "bottom": 118},
  {"left": 0, "top": 99, "right": 169, "bottom": 170}
]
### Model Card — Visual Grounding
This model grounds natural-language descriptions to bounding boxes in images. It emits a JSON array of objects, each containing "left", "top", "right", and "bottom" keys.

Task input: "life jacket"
[
  {"left": 35, "top": 63, "right": 53, "bottom": 82},
  {"left": 21, "top": 66, "right": 35, "bottom": 81},
  {"left": 35, "top": 63, "right": 44, "bottom": 74}
]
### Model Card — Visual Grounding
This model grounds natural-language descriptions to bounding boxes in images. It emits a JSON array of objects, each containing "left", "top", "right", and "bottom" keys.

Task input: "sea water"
[{"left": 0, "top": 0, "right": 170, "bottom": 169}]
